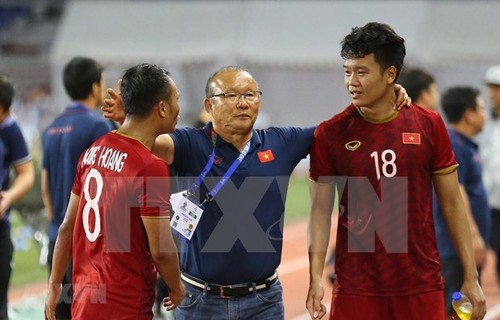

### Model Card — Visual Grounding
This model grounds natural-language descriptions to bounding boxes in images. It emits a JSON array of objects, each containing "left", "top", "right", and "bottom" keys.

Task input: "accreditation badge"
[{"left": 170, "top": 191, "right": 204, "bottom": 240}]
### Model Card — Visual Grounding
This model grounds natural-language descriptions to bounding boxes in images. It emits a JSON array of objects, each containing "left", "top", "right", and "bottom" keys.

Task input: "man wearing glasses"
[{"left": 103, "top": 65, "right": 410, "bottom": 319}]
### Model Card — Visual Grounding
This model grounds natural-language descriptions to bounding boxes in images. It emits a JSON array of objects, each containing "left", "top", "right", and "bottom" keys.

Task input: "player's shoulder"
[{"left": 316, "top": 104, "right": 354, "bottom": 133}]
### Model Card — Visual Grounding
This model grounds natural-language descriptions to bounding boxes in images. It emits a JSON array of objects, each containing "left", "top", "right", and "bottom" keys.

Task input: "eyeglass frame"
[{"left": 209, "top": 91, "right": 263, "bottom": 103}]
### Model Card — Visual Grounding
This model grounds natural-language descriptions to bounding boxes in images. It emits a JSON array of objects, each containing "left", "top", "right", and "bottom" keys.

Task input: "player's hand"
[
  {"left": 102, "top": 80, "right": 126, "bottom": 125},
  {"left": 44, "top": 283, "right": 62, "bottom": 320},
  {"left": 394, "top": 83, "right": 412, "bottom": 110},
  {"left": 162, "top": 283, "right": 186, "bottom": 311},
  {"left": 0, "top": 191, "right": 13, "bottom": 218},
  {"left": 306, "top": 282, "right": 327, "bottom": 319},
  {"left": 461, "top": 280, "right": 487, "bottom": 320}
]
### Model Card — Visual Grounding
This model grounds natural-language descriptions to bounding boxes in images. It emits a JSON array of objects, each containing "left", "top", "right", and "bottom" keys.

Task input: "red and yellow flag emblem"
[
  {"left": 402, "top": 132, "right": 421, "bottom": 145},
  {"left": 257, "top": 150, "right": 275, "bottom": 163}
]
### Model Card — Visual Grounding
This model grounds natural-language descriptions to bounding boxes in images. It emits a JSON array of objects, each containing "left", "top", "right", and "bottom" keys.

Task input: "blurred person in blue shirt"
[
  {"left": 0, "top": 75, "right": 34, "bottom": 320},
  {"left": 434, "top": 86, "right": 490, "bottom": 318}
]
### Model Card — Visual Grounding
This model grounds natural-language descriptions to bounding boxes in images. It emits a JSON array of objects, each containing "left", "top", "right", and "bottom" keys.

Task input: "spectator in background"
[
  {"left": 434, "top": 86, "right": 490, "bottom": 319},
  {"left": 0, "top": 75, "right": 35, "bottom": 320},
  {"left": 41, "top": 56, "right": 112, "bottom": 319},
  {"left": 479, "top": 65, "right": 500, "bottom": 286},
  {"left": 398, "top": 67, "right": 439, "bottom": 111}
]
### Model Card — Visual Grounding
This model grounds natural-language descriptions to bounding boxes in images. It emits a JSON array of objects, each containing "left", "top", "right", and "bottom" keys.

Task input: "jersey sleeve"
[
  {"left": 138, "top": 159, "right": 171, "bottom": 218},
  {"left": 431, "top": 114, "right": 458, "bottom": 174},
  {"left": 2, "top": 120, "right": 31, "bottom": 165},
  {"left": 309, "top": 122, "right": 334, "bottom": 183},
  {"left": 71, "top": 151, "right": 86, "bottom": 196}
]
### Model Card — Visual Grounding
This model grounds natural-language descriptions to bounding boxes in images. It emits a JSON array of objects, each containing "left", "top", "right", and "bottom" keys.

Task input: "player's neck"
[
  {"left": 357, "top": 90, "right": 399, "bottom": 122},
  {"left": 117, "top": 118, "right": 157, "bottom": 150},
  {"left": 357, "top": 104, "right": 398, "bottom": 123}
]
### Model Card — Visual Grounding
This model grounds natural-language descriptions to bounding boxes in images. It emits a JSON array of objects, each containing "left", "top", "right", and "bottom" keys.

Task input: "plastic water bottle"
[{"left": 451, "top": 291, "right": 473, "bottom": 320}]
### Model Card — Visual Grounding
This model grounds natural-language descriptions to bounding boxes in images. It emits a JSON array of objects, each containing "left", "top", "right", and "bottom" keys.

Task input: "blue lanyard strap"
[
  {"left": 187, "top": 134, "right": 251, "bottom": 204},
  {"left": 203, "top": 141, "right": 250, "bottom": 204}
]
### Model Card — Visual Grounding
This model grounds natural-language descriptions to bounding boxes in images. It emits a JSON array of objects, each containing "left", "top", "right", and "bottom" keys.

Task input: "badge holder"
[{"left": 170, "top": 138, "right": 250, "bottom": 240}]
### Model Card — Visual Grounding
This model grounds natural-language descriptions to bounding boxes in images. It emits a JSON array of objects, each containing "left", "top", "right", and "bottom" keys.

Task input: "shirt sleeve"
[
  {"left": 309, "top": 122, "right": 334, "bottom": 183},
  {"left": 138, "top": 159, "right": 171, "bottom": 218},
  {"left": 2, "top": 120, "right": 31, "bottom": 165},
  {"left": 71, "top": 152, "right": 86, "bottom": 196}
]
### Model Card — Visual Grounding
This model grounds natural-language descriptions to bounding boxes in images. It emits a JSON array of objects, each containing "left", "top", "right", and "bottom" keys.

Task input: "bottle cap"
[{"left": 452, "top": 291, "right": 463, "bottom": 302}]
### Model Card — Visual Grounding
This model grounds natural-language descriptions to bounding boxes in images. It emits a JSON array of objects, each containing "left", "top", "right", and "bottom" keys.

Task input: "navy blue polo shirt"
[
  {"left": 434, "top": 129, "right": 491, "bottom": 260},
  {"left": 170, "top": 122, "right": 314, "bottom": 284},
  {"left": 42, "top": 104, "right": 111, "bottom": 242},
  {"left": 0, "top": 116, "right": 31, "bottom": 231}
]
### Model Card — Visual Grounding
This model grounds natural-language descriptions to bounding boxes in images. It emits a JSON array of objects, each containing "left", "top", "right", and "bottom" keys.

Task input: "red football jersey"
[
  {"left": 310, "top": 104, "right": 457, "bottom": 296},
  {"left": 70, "top": 132, "right": 170, "bottom": 319}
]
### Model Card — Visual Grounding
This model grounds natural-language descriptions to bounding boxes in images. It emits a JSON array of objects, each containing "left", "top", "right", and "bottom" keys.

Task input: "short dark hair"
[
  {"left": 121, "top": 63, "right": 173, "bottom": 118},
  {"left": 341, "top": 22, "right": 406, "bottom": 80},
  {"left": 0, "top": 76, "right": 15, "bottom": 111},
  {"left": 398, "top": 68, "right": 435, "bottom": 101},
  {"left": 63, "top": 56, "right": 103, "bottom": 100},
  {"left": 441, "top": 86, "right": 480, "bottom": 124}
]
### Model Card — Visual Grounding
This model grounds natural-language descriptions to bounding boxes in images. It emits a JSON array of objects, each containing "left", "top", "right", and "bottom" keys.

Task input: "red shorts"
[{"left": 329, "top": 290, "right": 446, "bottom": 320}]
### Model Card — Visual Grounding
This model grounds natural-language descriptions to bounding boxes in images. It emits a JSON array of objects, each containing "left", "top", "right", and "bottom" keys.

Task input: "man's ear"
[
  {"left": 386, "top": 66, "right": 397, "bottom": 84},
  {"left": 158, "top": 100, "right": 168, "bottom": 117},
  {"left": 203, "top": 98, "right": 213, "bottom": 114}
]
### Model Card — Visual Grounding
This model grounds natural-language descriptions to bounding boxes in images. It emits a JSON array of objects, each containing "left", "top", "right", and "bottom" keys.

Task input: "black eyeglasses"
[{"left": 210, "top": 91, "right": 262, "bottom": 103}]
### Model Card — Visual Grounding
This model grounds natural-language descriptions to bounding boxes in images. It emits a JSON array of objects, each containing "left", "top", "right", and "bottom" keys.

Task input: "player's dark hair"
[
  {"left": 121, "top": 63, "right": 173, "bottom": 118},
  {"left": 341, "top": 22, "right": 406, "bottom": 81}
]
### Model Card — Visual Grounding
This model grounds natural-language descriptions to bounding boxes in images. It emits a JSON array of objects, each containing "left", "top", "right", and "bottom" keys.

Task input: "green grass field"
[
  {"left": 284, "top": 174, "right": 310, "bottom": 222},
  {"left": 10, "top": 211, "right": 48, "bottom": 289}
]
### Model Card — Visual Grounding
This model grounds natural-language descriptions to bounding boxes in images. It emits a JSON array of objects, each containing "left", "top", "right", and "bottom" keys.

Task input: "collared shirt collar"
[{"left": 204, "top": 122, "right": 262, "bottom": 149}]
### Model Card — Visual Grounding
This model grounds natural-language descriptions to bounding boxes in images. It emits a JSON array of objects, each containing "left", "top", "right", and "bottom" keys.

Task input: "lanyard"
[{"left": 187, "top": 134, "right": 251, "bottom": 205}]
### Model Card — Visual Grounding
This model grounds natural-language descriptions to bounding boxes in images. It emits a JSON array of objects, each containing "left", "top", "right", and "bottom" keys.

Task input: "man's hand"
[
  {"left": 461, "top": 279, "right": 487, "bottom": 320},
  {"left": 102, "top": 80, "right": 126, "bottom": 125},
  {"left": 394, "top": 83, "right": 412, "bottom": 110},
  {"left": 162, "top": 284, "right": 186, "bottom": 311},
  {"left": 44, "top": 283, "right": 62, "bottom": 320},
  {"left": 306, "top": 282, "right": 327, "bottom": 319},
  {"left": 0, "top": 191, "right": 13, "bottom": 219}
]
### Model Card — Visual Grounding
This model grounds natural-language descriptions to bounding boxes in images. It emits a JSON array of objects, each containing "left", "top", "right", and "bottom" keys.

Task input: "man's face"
[
  {"left": 421, "top": 83, "right": 440, "bottom": 111},
  {"left": 487, "top": 84, "right": 500, "bottom": 115},
  {"left": 164, "top": 77, "right": 180, "bottom": 133},
  {"left": 206, "top": 70, "right": 260, "bottom": 135},
  {"left": 343, "top": 53, "right": 395, "bottom": 109},
  {"left": 471, "top": 96, "right": 487, "bottom": 134}
]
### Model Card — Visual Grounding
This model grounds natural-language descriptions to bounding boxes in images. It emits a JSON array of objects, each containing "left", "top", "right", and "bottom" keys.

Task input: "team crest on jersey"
[{"left": 345, "top": 141, "right": 361, "bottom": 151}]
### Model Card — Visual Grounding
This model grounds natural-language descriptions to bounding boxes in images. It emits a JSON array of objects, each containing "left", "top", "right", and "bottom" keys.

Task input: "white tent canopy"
[{"left": 50, "top": 0, "right": 500, "bottom": 126}]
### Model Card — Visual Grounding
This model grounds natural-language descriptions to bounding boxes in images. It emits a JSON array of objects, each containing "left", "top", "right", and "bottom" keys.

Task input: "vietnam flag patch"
[
  {"left": 402, "top": 132, "right": 421, "bottom": 145},
  {"left": 257, "top": 149, "right": 275, "bottom": 163}
]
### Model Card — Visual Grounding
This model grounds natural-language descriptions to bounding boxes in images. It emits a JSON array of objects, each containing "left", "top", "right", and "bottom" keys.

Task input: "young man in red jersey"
[
  {"left": 306, "top": 22, "right": 486, "bottom": 320},
  {"left": 45, "top": 64, "right": 185, "bottom": 320}
]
